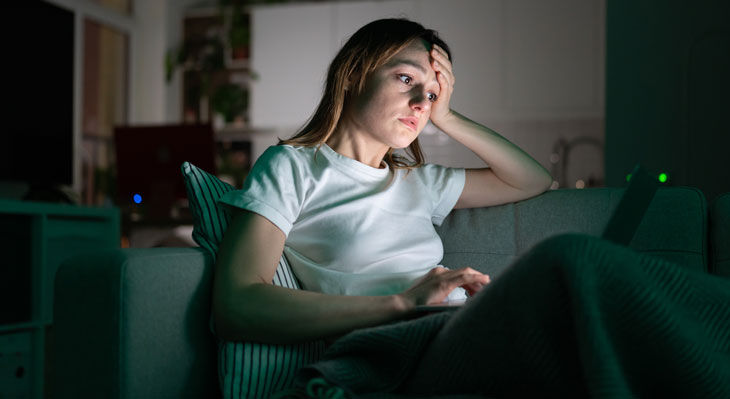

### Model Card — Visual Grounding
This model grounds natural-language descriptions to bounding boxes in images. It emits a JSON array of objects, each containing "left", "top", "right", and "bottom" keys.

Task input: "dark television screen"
[{"left": 0, "top": 1, "right": 74, "bottom": 186}]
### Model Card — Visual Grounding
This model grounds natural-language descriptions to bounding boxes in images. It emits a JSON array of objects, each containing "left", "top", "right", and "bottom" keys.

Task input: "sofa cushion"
[{"left": 180, "top": 161, "right": 324, "bottom": 398}]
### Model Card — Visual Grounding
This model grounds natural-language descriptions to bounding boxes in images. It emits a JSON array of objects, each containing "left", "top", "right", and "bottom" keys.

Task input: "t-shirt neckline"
[{"left": 319, "top": 143, "right": 391, "bottom": 180}]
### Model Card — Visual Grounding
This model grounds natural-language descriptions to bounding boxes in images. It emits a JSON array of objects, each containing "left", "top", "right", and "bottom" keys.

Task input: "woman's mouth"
[{"left": 398, "top": 117, "right": 418, "bottom": 131}]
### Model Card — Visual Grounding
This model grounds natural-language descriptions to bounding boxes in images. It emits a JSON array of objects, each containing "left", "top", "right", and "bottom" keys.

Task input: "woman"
[
  {"left": 213, "top": 18, "right": 551, "bottom": 345},
  {"left": 212, "top": 18, "right": 730, "bottom": 399}
]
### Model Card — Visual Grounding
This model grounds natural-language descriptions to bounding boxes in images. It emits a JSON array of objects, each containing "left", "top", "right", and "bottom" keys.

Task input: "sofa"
[{"left": 52, "top": 187, "right": 730, "bottom": 398}]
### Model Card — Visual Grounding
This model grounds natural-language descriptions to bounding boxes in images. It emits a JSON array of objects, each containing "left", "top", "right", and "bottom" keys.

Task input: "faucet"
[{"left": 550, "top": 136, "right": 604, "bottom": 188}]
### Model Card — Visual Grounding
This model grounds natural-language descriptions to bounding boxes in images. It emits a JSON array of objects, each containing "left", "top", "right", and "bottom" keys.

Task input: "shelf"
[
  {"left": 215, "top": 125, "right": 276, "bottom": 141},
  {"left": 179, "top": 6, "right": 252, "bottom": 125},
  {"left": 0, "top": 321, "right": 48, "bottom": 334},
  {"left": 0, "top": 199, "right": 116, "bottom": 218}
]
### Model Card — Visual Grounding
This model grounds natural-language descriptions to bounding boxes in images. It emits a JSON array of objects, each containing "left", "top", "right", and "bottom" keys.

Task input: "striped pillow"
[
  {"left": 180, "top": 161, "right": 235, "bottom": 257},
  {"left": 180, "top": 161, "right": 325, "bottom": 398}
]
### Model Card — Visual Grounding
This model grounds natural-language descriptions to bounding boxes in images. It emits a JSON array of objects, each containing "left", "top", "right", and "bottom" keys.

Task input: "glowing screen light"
[
  {"left": 658, "top": 173, "right": 668, "bottom": 183},
  {"left": 133, "top": 193, "right": 143, "bottom": 204},
  {"left": 625, "top": 173, "right": 632, "bottom": 182}
]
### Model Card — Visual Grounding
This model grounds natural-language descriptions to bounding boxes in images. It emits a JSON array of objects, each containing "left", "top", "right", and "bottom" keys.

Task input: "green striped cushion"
[
  {"left": 180, "top": 161, "right": 325, "bottom": 398},
  {"left": 181, "top": 161, "right": 236, "bottom": 258}
]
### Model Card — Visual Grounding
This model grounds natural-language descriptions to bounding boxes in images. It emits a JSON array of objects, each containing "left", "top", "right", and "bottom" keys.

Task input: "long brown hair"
[{"left": 279, "top": 18, "right": 451, "bottom": 170}]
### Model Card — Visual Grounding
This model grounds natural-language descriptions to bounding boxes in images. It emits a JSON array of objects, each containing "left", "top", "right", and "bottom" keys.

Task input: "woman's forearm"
[
  {"left": 214, "top": 282, "right": 409, "bottom": 344},
  {"left": 435, "top": 110, "right": 552, "bottom": 194}
]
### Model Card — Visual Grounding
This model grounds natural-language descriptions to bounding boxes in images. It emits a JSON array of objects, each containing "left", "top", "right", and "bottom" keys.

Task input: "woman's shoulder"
[
  {"left": 260, "top": 143, "right": 303, "bottom": 158},
  {"left": 401, "top": 163, "right": 465, "bottom": 191},
  {"left": 249, "top": 144, "right": 324, "bottom": 181},
  {"left": 409, "top": 163, "right": 458, "bottom": 179},
  {"left": 263, "top": 143, "right": 320, "bottom": 157},
  {"left": 257, "top": 144, "right": 317, "bottom": 166}
]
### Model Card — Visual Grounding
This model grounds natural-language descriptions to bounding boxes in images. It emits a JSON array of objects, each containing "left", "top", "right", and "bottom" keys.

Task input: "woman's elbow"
[
  {"left": 211, "top": 284, "right": 261, "bottom": 342},
  {"left": 212, "top": 293, "right": 242, "bottom": 342},
  {"left": 517, "top": 173, "right": 552, "bottom": 202},
  {"left": 530, "top": 169, "right": 553, "bottom": 196},
  {"left": 538, "top": 172, "right": 554, "bottom": 193}
]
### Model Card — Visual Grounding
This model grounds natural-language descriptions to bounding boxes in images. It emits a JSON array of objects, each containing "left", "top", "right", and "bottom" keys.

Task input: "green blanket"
[{"left": 292, "top": 234, "right": 730, "bottom": 398}]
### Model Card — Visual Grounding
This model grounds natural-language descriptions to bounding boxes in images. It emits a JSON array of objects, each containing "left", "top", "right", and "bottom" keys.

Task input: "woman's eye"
[
  {"left": 427, "top": 92, "right": 438, "bottom": 102},
  {"left": 398, "top": 74, "right": 412, "bottom": 85}
]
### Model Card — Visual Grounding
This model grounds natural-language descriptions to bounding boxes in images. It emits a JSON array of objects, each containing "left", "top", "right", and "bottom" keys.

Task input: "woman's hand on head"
[
  {"left": 428, "top": 44, "right": 456, "bottom": 127},
  {"left": 398, "top": 266, "right": 490, "bottom": 309}
]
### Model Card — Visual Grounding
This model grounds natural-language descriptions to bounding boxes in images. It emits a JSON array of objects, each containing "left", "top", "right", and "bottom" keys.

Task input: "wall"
[
  {"left": 129, "top": 0, "right": 200, "bottom": 124},
  {"left": 130, "top": 1, "right": 167, "bottom": 124},
  {"left": 249, "top": 0, "right": 606, "bottom": 187},
  {"left": 132, "top": 0, "right": 204, "bottom": 124},
  {"left": 606, "top": 0, "right": 730, "bottom": 201}
]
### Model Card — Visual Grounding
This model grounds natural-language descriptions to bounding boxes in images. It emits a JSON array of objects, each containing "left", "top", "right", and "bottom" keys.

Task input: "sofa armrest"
[{"left": 53, "top": 247, "right": 218, "bottom": 399}]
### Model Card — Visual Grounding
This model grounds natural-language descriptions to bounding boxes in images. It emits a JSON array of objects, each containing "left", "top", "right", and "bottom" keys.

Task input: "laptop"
[
  {"left": 601, "top": 164, "right": 659, "bottom": 245},
  {"left": 414, "top": 164, "right": 659, "bottom": 313}
]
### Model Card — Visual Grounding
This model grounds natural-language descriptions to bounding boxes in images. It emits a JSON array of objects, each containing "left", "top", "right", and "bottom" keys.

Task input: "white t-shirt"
[{"left": 219, "top": 144, "right": 466, "bottom": 298}]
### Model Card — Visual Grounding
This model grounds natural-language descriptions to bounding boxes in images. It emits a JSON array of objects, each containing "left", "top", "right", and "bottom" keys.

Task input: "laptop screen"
[{"left": 602, "top": 164, "right": 659, "bottom": 246}]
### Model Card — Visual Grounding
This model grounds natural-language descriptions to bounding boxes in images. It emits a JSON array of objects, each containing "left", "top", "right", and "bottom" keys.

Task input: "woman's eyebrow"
[{"left": 388, "top": 58, "right": 427, "bottom": 74}]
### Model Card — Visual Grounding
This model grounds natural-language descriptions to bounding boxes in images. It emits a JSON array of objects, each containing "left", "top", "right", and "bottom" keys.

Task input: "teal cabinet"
[{"left": 0, "top": 199, "right": 119, "bottom": 398}]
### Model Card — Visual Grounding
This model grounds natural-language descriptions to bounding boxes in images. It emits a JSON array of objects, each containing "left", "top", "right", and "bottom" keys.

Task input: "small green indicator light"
[
  {"left": 658, "top": 173, "right": 668, "bottom": 183},
  {"left": 626, "top": 173, "right": 632, "bottom": 182}
]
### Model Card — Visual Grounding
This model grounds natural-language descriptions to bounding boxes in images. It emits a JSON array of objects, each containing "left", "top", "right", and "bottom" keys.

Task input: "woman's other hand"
[
  {"left": 398, "top": 266, "right": 490, "bottom": 309},
  {"left": 428, "top": 44, "right": 456, "bottom": 127}
]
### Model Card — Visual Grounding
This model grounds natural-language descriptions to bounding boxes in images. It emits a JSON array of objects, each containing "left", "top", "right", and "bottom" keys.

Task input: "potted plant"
[
  {"left": 225, "top": 3, "right": 250, "bottom": 63},
  {"left": 165, "top": 20, "right": 226, "bottom": 92},
  {"left": 211, "top": 83, "right": 248, "bottom": 125}
]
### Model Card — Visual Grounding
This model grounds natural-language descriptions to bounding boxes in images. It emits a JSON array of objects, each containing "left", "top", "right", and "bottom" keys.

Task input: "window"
[{"left": 81, "top": 18, "right": 129, "bottom": 205}]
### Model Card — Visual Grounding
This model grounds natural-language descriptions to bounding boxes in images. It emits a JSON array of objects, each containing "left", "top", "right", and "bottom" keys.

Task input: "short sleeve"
[
  {"left": 416, "top": 164, "right": 466, "bottom": 226},
  {"left": 218, "top": 146, "right": 304, "bottom": 236}
]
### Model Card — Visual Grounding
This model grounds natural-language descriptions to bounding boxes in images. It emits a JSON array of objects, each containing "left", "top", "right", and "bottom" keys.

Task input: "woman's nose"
[{"left": 409, "top": 92, "right": 430, "bottom": 112}]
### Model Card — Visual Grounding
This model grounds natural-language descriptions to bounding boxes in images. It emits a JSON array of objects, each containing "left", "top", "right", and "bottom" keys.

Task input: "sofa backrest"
[
  {"left": 711, "top": 192, "right": 730, "bottom": 278},
  {"left": 437, "top": 187, "right": 708, "bottom": 279}
]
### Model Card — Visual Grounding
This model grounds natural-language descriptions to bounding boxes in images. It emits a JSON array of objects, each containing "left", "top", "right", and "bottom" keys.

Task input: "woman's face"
[{"left": 344, "top": 40, "right": 440, "bottom": 149}]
